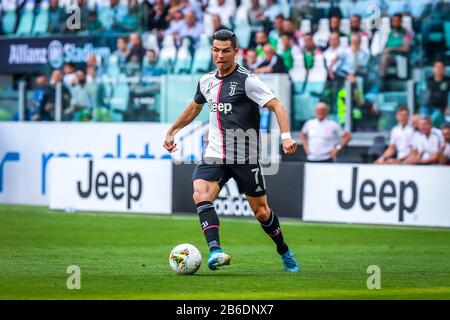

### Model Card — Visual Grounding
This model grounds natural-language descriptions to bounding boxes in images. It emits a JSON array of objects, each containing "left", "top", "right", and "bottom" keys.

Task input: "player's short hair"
[
  {"left": 442, "top": 122, "right": 450, "bottom": 130},
  {"left": 212, "top": 29, "right": 237, "bottom": 48},
  {"left": 396, "top": 105, "right": 409, "bottom": 113}
]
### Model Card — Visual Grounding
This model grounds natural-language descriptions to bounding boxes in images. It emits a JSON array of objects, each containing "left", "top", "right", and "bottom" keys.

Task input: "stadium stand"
[{"left": 0, "top": 0, "right": 449, "bottom": 163}]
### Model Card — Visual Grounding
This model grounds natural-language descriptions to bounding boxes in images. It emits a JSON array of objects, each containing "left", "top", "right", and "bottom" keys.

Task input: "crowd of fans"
[{"left": 0, "top": 0, "right": 449, "bottom": 151}]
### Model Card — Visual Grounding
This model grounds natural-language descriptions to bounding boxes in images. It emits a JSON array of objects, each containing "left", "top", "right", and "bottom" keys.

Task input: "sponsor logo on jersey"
[{"left": 208, "top": 100, "right": 233, "bottom": 114}]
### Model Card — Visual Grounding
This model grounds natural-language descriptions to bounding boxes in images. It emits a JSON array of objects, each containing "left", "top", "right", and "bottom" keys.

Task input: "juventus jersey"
[{"left": 194, "top": 64, "right": 276, "bottom": 163}]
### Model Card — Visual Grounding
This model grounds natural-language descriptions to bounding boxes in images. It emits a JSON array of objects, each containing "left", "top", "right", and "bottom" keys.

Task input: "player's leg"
[
  {"left": 231, "top": 163, "right": 299, "bottom": 272},
  {"left": 193, "top": 178, "right": 222, "bottom": 252},
  {"left": 192, "top": 162, "right": 231, "bottom": 270},
  {"left": 246, "top": 195, "right": 299, "bottom": 272}
]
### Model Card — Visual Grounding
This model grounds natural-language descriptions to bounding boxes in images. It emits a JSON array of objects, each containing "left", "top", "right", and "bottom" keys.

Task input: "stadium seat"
[
  {"left": 203, "top": 13, "right": 214, "bottom": 36},
  {"left": 313, "top": 18, "right": 330, "bottom": 48},
  {"left": 444, "top": 22, "right": 450, "bottom": 54},
  {"left": 340, "top": 18, "right": 350, "bottom": 35},
  {"left": 279, "top": 0, "right": 290, "bottom": 18},
  {"left": 31, "top": 1, "right": 49, "bottom": 35},
  {"left": 402, "top": 15, "right": 413, "bottom": 34},
  {"left": 110, "top": 74, "right": 130, "bottom": 122},
  {"left": 300, "top": 19, "right": 311, "bottom": 34},
  {"left": 106, "top": 55, "right": 121, "bottom": 77},
  {"left": 143, "top": 32, "right": 160, "bottom": 54},
  {"left": 1, "top": 3, "right": 17, "bottom": 35},
  {"left": 235, "top": 22, "right": 251, "bottom": 49},
  {"left": 370, "top": 29, "right": 389, "bottom": 56},
  {"left": 97, "top": 6, "right": 112, "bottom": 31},
  {"left": 16, "top": 2, "right": 35, "bottom": 36},
  {"left": 174, "top": 38, "right": 193, "bottom": 74},
  {"left": 157, "top": 34, "right": 177, "bottom": 73},
  {"left": 191, "top": 34, "right": 212, "bottom": 74}
]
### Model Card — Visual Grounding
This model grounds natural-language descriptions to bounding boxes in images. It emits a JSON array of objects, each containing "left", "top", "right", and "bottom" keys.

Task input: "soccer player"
[{"left": 163, "top": 29, "right": 299, "bottom": 272}]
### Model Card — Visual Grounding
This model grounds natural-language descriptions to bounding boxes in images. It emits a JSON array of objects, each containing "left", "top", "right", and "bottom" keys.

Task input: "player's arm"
[
  {"left": 264, "top": 98, "right": 297, "bottom": 155},
  {"left": 164, "top": 100, "right": 204, "bottom": 153}
]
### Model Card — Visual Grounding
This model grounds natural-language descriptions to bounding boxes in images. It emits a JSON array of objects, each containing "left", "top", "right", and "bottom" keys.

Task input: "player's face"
[{"left": 212, "top": 40, "right": 238, "bottom": 72}]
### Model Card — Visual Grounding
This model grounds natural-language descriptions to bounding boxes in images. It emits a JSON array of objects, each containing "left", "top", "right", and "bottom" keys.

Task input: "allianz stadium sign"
[{"left": 0, "top": 36, "right": 110, "bottom": 73}]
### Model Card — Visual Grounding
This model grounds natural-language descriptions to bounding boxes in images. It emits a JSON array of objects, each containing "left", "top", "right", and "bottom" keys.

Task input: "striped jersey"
[{"left": 194, "top": 64, "right": 275, "bottom": 163}]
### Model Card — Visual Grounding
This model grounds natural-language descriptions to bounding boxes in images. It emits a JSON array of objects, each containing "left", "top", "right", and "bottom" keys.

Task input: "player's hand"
[
  {"left": 282, "top": 138, "right": 297, "bottom": 155},
  {"left": 163, "top": 134, "right": 178, "bottom": 153}
]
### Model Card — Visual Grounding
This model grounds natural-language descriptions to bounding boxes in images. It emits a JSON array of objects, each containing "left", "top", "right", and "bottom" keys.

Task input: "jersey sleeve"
[
  {"left": 193, "top": 82, "right": 206, "bottom": 104},
  {"left": 244, "top": 74, "right": 276, "bottom": 107}
]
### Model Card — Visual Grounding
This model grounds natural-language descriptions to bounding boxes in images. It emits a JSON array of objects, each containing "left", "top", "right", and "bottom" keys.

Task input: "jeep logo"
[
  {"left": 77, "top": 160, "right": 142, "bottom": 209},
  {"left": 337, "top": 167, "right": 418, "bottom": 222},
  {"left": 209, "top": 100, "right": 232, "bottom": 114}
]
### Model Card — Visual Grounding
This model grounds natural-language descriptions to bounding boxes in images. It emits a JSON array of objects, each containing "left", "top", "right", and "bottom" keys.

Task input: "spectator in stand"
[
  {"left": 108, "top": 0, "right": 128, "bottom": 32},
  {"left": 380, "top": 13, "right": 413, "bottom": 78},
  {"left": 86, "top": 9, "right": 104, "bottom": 34},
  {"left": 48, "top": 0, "right": 65, "bottom": 34},
  {"left": 329, "top": 14, "right": 346, "bottom": 37},
  {"left": 113, "top": 36, "right": 130, "bottom": 72},
  {"left": 323, "top": 32, "right": 346, "bottom": 80},
  {"left": 165, "top": 10, "right": 203, "bottom": 44},
  {"left": 63, "top": 63, "right": 77, "bottom": 88},
  {"left": 334, "top": 34, "right": 369, "bottom": 82},
  {"left": 142, "top": 49, "right": 166, "bottom": 77},
  {"left": 302, "top": 33, "right": 322, "bottom": 71},
  {"left": 49, "top": 69, "right": 71, "bottom": 119},
  {"left": 300, "top": 102, "right": 352, "bottom": 162},
  {"left": 66, "top": 70, "right": 92, "bottom": 121},
  {"left": 128, "top": 32, "right": 146, "bottom": 65},
  {"left": 375, "top": 106, "right": 415, "bottom": 164},
  {"left": 404, "top": 116, "right": 444, "bottom": 165},
  {"left": 439, "top": 123, "right": 450, "bottom": 165},
  {"left": 264, "top": 0, "right": 281, "bottom": 24},
  {"left": 148, "top": 0, "right": 169, "bottom": 32},
  {"left": 421, "top": 59, "right": 449, "bottom": 128},
  {"left": 211, "top": 14, "right": 227, "bottom": 34},
  {"left": 120, "top": 0, "right": 146, "bottom": 33},
  {"left": 248, "top": 0, "right": 267, "bottom": 45},
  {"left": 268, "top": 14, "right": 284, "bottom": 51},
  {"left": 86, "top": 54, "right": 102, "bottom": 84},
  {"left": 277, "top": 34, "right": 296, "bottom": 71},
  {"left": 29, "top": 75, "right": 51, "bottom": 121},
  {"left": 350, "top": 14, "right": 369, "bottom": 38},
  {"left": 178, "top": 0, "right": 203, "bottom": 21},
  {"left": 282, "top": 18, "right": 302, "bottom": 47},
  {"left": 255, "top": 31, "right": 269, "bottom": 58},
  {"left": 254, "top": 44, "right": 288, "bottom": 74},
  {"left": 243, "top": 49, "right": 260, "bottom": 73},
  {"left": 206, "top": 0, "right": 235, "bottom": 29}
]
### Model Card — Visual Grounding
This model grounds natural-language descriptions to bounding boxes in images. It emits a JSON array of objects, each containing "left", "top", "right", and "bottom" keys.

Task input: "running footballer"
[{"left": 163, "top": 29, "right": 299, "bottom": 272}]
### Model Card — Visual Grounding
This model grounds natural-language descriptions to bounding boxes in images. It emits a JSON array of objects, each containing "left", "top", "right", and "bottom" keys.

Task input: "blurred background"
[{"left": 0, "top": 0, "right": 449, "bottom": 162}]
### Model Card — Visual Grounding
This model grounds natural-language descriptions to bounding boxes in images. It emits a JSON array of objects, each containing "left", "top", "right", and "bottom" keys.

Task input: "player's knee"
[
  {"left": 254, "top": 205, "right": 271, "bottom": 222},
  {"left": 192, "top": 190, "right": 210, "bottom": 204}
]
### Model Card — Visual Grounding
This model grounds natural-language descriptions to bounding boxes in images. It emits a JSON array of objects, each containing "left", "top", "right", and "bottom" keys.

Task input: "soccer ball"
[{"left": 169, "top": 243, "right": 202, "bottom": 275}]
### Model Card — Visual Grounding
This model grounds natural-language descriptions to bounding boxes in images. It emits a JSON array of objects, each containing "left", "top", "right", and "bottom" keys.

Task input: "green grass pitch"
[{"left": 1, "top": 204, "right": 449, "bottom": 299}]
